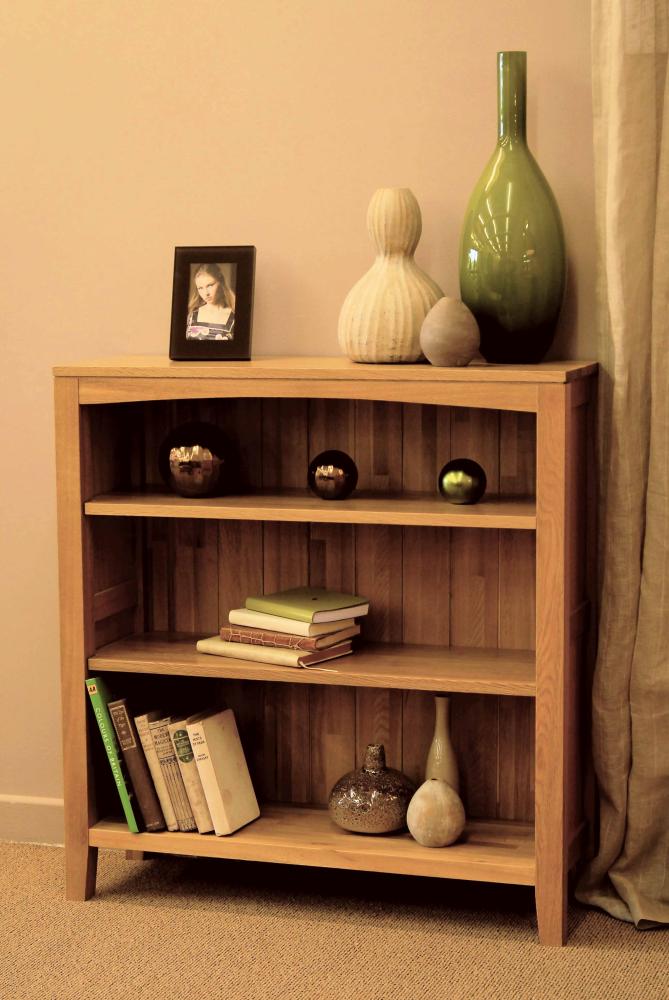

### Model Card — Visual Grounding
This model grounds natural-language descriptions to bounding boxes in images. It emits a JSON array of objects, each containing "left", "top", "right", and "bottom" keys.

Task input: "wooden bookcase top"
[{"left": 53, "top": 354, "right": 596, "bottom": 383}]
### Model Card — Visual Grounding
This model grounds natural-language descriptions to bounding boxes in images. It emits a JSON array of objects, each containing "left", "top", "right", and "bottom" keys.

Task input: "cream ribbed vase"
[{"left": 338, "top": 188, "right": 444, "bottom": 363}]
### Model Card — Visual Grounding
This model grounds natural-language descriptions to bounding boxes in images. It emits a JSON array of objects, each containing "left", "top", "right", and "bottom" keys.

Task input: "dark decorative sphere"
[
  {"left": 158, "top": 421, "right": 233, "bottom": 498},
  {"left": 438, "top": 458, "right": 487, "bottom": 505},
  {"left": 308, "top": 449, "right": 358, "bottom": 500}
]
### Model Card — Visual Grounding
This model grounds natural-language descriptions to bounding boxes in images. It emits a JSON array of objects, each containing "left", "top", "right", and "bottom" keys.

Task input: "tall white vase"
[
  {"left": 338, "top": 188, "right": 443, "bottom": 363},
  {"left": 425, "top": 695, "right": 459, "bottom": 793}
]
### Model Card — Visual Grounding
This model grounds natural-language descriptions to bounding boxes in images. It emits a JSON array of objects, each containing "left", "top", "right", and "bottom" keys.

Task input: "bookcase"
[{"left": 54, "top": 355, "right": 597, "bottom": 947}]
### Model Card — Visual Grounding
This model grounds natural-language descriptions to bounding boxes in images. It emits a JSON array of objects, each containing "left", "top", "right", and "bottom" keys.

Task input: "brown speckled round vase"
[{"left": 328, "top": 744, "right": 416, "bottom": 834}]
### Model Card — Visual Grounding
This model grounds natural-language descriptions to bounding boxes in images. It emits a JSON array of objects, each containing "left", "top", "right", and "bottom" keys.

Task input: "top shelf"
[
  {"left": 54, "top": 354, "right": 597, "bottom": 384},
  {"left": 85, "top": 489, "right": 536, "bottom": 529}
]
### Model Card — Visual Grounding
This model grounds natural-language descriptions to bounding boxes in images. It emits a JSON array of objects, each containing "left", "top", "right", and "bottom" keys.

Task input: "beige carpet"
[{"left": 1, "top": 843, "right": 667, "bottom": 1000}]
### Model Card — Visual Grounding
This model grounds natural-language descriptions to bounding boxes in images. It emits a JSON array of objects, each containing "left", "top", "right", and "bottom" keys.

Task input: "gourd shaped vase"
[
  {"left": 425, "top": 695, "right": 459, "bottom": 793},
  {"left": 459, "top": 52, "right": 566, "bottom": 364},
  {"left": 338, "top": 188, "right": 444, "bottom": 363}
]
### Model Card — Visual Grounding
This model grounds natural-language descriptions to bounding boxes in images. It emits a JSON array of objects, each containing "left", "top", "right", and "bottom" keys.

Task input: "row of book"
[
  {"left": 196, "top": 585, "right": 370, "bottom": 668},
  {"left": 86, "top": 677, "right": 258, "bottom": 836}
]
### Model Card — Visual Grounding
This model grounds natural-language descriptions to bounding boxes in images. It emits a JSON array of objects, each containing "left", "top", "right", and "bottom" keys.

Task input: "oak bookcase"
[{"left": 54, "top": 355, "right": 597, "bottom": 946}]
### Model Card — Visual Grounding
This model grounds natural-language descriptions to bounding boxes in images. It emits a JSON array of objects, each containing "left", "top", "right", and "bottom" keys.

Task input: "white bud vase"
[
  {"left": 425, "top": 695, "right": 459, "bottom": 793},
  {"left": 338, "top": 187, "right": 444, "bottom": 363},
  {"left": 407, "top": 779, "right": 466, "bottom": 847}
]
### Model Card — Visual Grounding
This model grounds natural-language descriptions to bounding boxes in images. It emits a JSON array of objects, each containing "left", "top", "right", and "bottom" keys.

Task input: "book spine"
[
  {"left": 220, "top": 625, "right": 317, "bottom": 650},
  {"left": 168, "top": 722, "right": 214, "bottom": 834},
  {"left": 149, "top": 719, "right": 197, "bottom": 832},
  {"left": 186, "top": 721, "right": 226, "bottom": 836},
  {"left": 85, "top": 679, "right": 140, "bottom": 834},
  {"left": 108, "top": 700, "right": 166, "bottom": 832},
  {"left": 134, "top": 714, "right": 178, "bottom": 832}
]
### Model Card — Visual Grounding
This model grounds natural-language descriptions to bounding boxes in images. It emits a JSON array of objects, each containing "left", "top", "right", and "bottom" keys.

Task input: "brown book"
[
  {"left": 220, "top": 622, "right": 360, "bottom": 650},
  {"left": 108, "top": 698, "right": 166, "bottom": 832}
]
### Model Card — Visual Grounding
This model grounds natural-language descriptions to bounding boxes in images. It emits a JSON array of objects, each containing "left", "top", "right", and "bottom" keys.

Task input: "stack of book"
[
  {"left": 196, "top": 586, "right": 370, "bottom": 669},
  {"left": 86, "top": 677, "right": 260, "bottom": 837}
]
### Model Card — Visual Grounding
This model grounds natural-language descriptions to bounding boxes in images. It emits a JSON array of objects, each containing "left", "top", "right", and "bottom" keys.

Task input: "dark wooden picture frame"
[{"left": 169, "top": 246, "right": 255, "bottom": 360}]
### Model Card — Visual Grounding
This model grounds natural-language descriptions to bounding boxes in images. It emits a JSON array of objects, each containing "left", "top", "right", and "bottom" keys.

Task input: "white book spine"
[
  {"left": 135, "top": 713, "right": 178, "bottom": 832},
  {"left": 187, "top": 710, "right": 260, "bottom": 837},
  {"left": 149, "top": 718, "right": 197, "bottom": 832},
  {"left": 168, "top": 721, "right": 214, "bottom": 834}
]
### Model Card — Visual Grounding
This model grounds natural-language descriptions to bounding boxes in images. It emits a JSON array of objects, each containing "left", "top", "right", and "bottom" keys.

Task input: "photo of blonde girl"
[{"left": 186, "top": 262, "right": 237, "bottom": 340}]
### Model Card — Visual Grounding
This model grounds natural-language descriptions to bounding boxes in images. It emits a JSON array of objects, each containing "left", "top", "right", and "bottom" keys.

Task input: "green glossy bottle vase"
[{"left": 459, "top": 51, "right": 566, "bottom": 364}]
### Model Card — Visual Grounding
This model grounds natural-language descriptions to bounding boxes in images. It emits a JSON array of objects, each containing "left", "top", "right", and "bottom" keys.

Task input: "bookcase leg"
[
  {"left": 66, "top": 845, "right": 98, "bottom": 901},
  {"left": 125, "top": 850, "right": 147, "bottom": 861},
  {"left": 535, "top": 873, "right": 567, "bottom": 946}
]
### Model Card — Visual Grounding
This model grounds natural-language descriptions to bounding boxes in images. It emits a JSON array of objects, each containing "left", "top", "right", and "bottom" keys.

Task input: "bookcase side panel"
[
  {"left": 55, "top": 379, "right": 98, "bottom": 898},
  {"left": 498, "top": 411, "right": 537, "bottom": 822}
]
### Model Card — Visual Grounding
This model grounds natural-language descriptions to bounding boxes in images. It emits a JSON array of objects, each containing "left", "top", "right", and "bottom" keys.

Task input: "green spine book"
[
  {"left": 85, "top": 677, "right": 140, "bottom": 834},
  {"left": 244, "top": 586, "right": 369, "bottom": 623}
]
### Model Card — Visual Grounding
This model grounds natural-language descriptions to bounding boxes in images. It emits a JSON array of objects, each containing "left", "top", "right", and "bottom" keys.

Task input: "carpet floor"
[{"left": 1, "top": 842, "right": 666, "bottom": 1000}]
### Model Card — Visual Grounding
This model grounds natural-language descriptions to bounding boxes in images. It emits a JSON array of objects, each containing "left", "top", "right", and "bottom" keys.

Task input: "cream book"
[
  {"left": 196, "top": 636, "right": 353, "bottom": 668},
  {"left": 134, "top": 710, "right": 178, "bottom": 832},
  {"left": 148, "top": 715, "right": 197, "bottom": 833},
  {"left": 168, "top": 718, "right": 214, "bottom": 835},
  {"left": 229, "top": 607, "right": 355, "bottom": 637},
  {"left": 185, "top": 709, "right": 260, "bottom": 837}
]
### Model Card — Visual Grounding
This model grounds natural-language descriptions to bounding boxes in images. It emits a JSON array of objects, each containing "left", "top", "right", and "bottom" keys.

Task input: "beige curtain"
[{"left": 576, "top": 0, "right": 669, "bottom": 926}]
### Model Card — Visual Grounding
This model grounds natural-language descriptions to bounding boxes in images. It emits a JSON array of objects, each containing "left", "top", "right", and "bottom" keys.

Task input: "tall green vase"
[{"left": 459, "top": 52, "right": 566, "bottom": 364}]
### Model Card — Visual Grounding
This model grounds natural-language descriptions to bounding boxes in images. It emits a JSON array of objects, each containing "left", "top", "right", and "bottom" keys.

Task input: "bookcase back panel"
[
  {"left": 85, "top": 397, "right": 537, "bottom": 823},
  {"left": 136, "top": 514, "right": 534, "bottom": 821},
  {"left": 83, "top": 398, "right": 537, "bottom": 501}
]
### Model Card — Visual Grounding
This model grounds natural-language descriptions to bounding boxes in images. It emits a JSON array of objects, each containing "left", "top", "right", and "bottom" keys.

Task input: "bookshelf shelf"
[
  {"left": 90, "top": 808, "right": 536, "bottom": 886},
  {"left": 54, "top": 354, "right": 597, "bottom": 946},
  {"left": 90, "top": 632, "right": 536, "bottom": 696},
  {"left": 85, "top": 489, "right": 536, "bottom": 530}
]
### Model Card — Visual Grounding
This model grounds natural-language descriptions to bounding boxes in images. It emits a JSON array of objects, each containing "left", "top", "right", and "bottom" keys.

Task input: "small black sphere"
[
  {"left": 158, "top": 421, "right": 233, "bottom": 498},
  {"left": 438, "top": 458, "right": 487, "bottom": 505},
  {"left": 308, "top": 450, "right": 358, "bottom": 500}
]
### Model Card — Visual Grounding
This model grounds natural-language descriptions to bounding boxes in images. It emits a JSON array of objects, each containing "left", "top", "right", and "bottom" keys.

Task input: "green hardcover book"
[
  {"left": 85, "top": 677, "right": 140, "bottom": 834},
  {"left": 244, "top": 586, "right": 369, "bottom": 624}
]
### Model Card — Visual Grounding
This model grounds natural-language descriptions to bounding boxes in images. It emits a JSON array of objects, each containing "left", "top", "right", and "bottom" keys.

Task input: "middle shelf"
[{"left": 90, "top": 633, "right": 536, "bottom": 696}]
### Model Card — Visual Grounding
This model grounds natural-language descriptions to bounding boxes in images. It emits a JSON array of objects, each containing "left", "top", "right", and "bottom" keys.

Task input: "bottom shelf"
[{"left": 90, "top": 805, "right": 535, "bottom": 886}]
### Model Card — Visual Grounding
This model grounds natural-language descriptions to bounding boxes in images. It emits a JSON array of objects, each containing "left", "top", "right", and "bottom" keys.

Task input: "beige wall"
[{"left": 0, "top": 1, "right": 594, "bottom": 842}]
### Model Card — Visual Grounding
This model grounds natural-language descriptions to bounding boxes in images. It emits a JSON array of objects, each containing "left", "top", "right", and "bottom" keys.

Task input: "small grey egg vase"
[
  {"left": 338, "top": 188, "right": 444, "bottom": 363},
  {"left": 407, "top": 778, "right": 466, "bottom": 847}
]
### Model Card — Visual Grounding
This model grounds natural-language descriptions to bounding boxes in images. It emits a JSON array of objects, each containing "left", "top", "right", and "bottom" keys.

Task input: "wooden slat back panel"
[{"left": 110, "top": 395, "right": 539, "bottom": 819}]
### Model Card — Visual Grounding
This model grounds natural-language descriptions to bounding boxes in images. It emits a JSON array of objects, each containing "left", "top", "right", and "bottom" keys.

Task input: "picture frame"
[{"left": 169, "top": 246, "right": 255, "bottom": 360}]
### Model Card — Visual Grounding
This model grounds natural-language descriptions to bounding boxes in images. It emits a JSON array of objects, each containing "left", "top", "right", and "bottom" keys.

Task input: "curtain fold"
[{"left": 576, "top": 0, "right": 669, "bottom": 926}]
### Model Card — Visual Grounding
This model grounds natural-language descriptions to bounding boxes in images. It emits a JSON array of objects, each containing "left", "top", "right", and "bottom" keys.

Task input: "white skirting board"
[{"left": 0, "top": 794, "right": 64, "bottom": 845}]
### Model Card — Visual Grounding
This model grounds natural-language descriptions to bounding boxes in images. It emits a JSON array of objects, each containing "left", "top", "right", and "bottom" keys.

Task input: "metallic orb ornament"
[
  {"left": 307, "top": 449, "right": 358, "bottom": 500},
  {"left": 158, "top": 421, "right": 232, "bottom": 498},
  {"left": 438, "top": 458, "right": 487, "bottom": 505}
]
